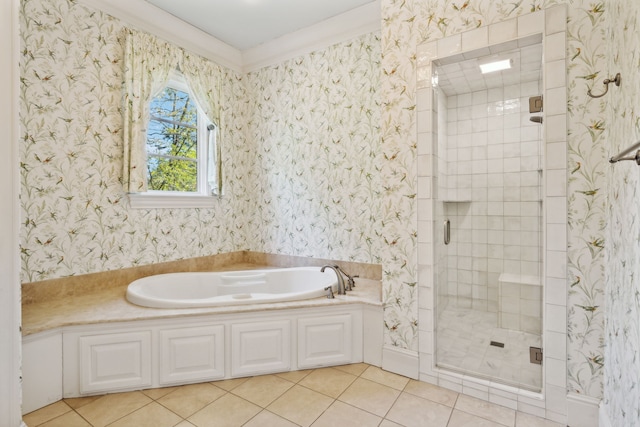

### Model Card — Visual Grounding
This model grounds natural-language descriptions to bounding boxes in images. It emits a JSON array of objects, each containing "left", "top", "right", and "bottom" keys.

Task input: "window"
[{"left": 129, "top": 71, "right": 216, "bottom": 209}]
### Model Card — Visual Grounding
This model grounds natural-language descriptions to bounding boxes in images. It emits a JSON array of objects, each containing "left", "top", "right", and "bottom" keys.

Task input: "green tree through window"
[{"left": 147, "top": 84, "right": 199, "bottom": 192}]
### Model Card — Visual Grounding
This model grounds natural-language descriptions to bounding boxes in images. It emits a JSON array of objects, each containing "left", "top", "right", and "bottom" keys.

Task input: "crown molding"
[
  {"left": 78, "top": 0, "right": 244, "bottom": 72},
  {"left": 241, "top": 0, "right": 381, "bottom": 73},
  {"left": 78, "top": 0, "right": 380, "bottom": 74}
]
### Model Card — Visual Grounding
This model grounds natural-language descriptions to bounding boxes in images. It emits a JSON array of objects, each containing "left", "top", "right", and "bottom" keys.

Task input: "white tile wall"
[
  {"left": 440, "top": 76, "right": 544, "bottom": 311},
  {"left": 416, "top": 5, "right": 569, "bottom": 423}
]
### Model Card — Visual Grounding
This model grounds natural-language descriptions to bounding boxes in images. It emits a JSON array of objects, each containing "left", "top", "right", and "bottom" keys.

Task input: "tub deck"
[{"left": 22, "top": 264, "right": 382, "bottom": 336}]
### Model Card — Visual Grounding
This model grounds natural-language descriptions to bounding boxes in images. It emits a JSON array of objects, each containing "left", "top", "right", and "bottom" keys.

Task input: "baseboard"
[
  {"left": 567, "top": 392, "right": 601, "bottom": 427},
  {"left": 381, "top": 345, "right": 419, "bottom": 379},
  {"left": 599, "top": 400, "right": 612, "bottom": 427}
]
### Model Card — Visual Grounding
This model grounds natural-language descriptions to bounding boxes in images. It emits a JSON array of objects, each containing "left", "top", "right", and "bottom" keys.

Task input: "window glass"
[{"left": 147, "top": 82, "right": 200, "bottom": 192}]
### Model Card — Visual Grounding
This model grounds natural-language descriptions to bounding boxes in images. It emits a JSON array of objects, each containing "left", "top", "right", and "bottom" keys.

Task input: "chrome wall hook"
[{"left": 587, "top": 73, "right": 621, "bottom": 98}]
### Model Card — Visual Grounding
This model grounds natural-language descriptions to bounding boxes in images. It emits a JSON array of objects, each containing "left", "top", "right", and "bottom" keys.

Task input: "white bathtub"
[{"left": 126, "top": 266, "right": 339, "bottom": 308}]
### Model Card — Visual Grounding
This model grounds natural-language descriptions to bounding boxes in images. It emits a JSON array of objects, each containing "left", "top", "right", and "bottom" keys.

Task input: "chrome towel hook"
[{"left": 587, "top": 73, "right": 621, "bottom": 98}]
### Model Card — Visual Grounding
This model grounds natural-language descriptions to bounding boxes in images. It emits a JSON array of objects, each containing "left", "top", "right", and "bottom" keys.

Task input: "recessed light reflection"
[{"left": 479, "top": 59, "right": 512, "bottom": 74}]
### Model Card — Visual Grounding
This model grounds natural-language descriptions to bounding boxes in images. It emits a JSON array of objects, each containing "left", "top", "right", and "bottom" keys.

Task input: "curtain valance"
[{"left": 122, "top": 28, "right": 223, "bottom": 195}]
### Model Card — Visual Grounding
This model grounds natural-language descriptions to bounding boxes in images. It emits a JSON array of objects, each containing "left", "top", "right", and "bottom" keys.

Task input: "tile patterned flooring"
[
  {"left": 24, "top": 364, "right": 564, "bottom": 427},
  {"left": 437, "top": 304, "right": 543, "bottom": 391}
]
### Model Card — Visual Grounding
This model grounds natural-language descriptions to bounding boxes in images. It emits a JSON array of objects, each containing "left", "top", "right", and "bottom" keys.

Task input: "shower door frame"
[{"left": 415, "top": 6, "right": 569, "bottom": 424}]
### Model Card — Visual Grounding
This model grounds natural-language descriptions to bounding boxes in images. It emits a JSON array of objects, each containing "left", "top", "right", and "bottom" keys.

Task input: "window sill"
[{"left": 128, "top": 192, "right": 217, "bottom": 209}]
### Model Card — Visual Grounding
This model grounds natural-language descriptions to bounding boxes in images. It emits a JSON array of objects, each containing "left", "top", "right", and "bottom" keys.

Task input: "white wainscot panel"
[
  {"left": 159, "top": 325, "right": 225, "bottom": 385},
  {"left": 79, "top": 331, "right": 152, "bottom": 394},
  {"left": 298, "top": 314, "right": 352, "bottom": 368},
  {"left": 231, "top": 320, "right": 291, "bottom": 377}
]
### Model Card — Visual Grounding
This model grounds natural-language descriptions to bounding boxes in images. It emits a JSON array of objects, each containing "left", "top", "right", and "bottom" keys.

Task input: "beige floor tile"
[
  {"left": 63, "top": 395, "right": 102, "bottom": 410},
  {"left": 275, "top": 369, "right": 313, "bottom": 383},
  {"left": 108, "top": 402, "right": 183, "bottom": 427},
  {"left": 141, "top": 386, "right": 180, "bottom": 400},
  {"left": 515, "top": 412, "right": 565, "bottom": 427},
  {"left": 379, "top": 421, "right": 403, "bottom": 427},
  {"left": 39, "top": 411, "right": 90, "bottom": 427},
  {"left": 174, "top": 421, "right": 197, "bottom": 427},
  {"left": 267, "top": 384, "right": 334, "bottom": 427},
  {"left": 333, "top": 363, "right": 370, "bottom": 376},
  {"left": 188, "top": 393, "right": 261, "bottom": 427},
  {"left": 386, "top": 392, "right": 452, "bottom": 427},
  {"left": 403, "top": 379, "right": 459, "bottom": 407},
  {"left": 311, "top": 400, "right": 381, "bottom": 427},
  {"left": 211, "top": 376, "right": 249, "bottom": 392},
  {"left": 23, "top": 401, "right": 72, "bottom": 426},
  {"left": 338, "top": 377, "right": 400, "bottom": 417},
  {"left": 455, "top": 394, "right": 516, "bottom": 427},
  {"left": 360, "top": 365, "right": 410, "bottom": 390},
  {"left": 157, "top": 383, "right": 226, "bottom": 418},
  {"left": 75, "top": 391, "right": 152, "bottom": 427},
  {"left": 231, "top": 374, "right": 294, "bottom": 407},
  {"left": 243, "top": 410, "right": 299, "bottom": 427},
  {"left": 299, "top": 367, "right": 357, "bottom": 398},
  {"left": 449, "top": 409, "right": 506, "bottom": 427}
]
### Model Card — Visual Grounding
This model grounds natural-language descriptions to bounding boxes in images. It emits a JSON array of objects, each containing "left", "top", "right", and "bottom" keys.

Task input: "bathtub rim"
[{"left": 125, "top": 266, "right": 340, "bottom": 309}]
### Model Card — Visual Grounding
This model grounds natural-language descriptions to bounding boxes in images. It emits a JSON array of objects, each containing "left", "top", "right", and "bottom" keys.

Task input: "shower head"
[{"left": 530, "top": 116, "right": 543, "bottom": 124}]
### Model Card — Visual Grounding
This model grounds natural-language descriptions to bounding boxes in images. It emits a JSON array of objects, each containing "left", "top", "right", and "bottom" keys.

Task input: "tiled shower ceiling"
[{"left": 434, "top": 35, "right": 543, "bottom": 97}]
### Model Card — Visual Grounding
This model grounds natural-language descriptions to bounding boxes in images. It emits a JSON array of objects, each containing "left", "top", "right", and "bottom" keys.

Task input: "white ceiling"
[
  {"left": 145, "top": 0, "right": 376, "bottom": 51},
  {"left": 434, "top": 36, "right": 543, "bottom": 97}
]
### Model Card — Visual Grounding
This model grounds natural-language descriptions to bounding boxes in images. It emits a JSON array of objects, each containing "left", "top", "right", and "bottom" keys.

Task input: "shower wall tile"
[
  {"left": 399, "top": 2, "right": 600, "bottom": 418},
  {"left": 518, "top": 12, "right": 544, "bottom": 38},
  {"left": 489, "top": 19, "right": 518, "bottom": 45}
]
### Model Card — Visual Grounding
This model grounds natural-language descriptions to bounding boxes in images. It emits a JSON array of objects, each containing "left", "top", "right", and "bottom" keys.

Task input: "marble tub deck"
[{"left": 22, "top": 263, "right": 382, "bottom": 336}]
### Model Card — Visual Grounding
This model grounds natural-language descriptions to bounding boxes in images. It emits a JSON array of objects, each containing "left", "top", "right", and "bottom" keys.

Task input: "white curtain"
[
  {"left": 182, "top": 51, "right": 224, "bottom": 196},
  {"left": 122, "top": 29, "right": 224, "bottom": 195}
]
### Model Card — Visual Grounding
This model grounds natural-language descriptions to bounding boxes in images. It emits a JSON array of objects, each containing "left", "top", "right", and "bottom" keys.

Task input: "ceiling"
[
  {"left": 434, "top": 36, "right": 543, "bottom": 97},
  {"left": 145, "top": 0, "right": 376, "bottom": 51}
]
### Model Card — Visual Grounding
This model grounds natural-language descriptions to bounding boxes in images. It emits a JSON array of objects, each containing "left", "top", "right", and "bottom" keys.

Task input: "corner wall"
[{"left": 603, "top": 0, "right": 640, "bottom": 425}]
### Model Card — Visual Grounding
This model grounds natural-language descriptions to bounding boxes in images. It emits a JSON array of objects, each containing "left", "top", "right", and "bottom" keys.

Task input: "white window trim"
[
  {"left": 130, "top": 71, "right": 216, "bottom": 209},
  {"left": 128, "top": 192, "right": 216, "bottom": 209}
]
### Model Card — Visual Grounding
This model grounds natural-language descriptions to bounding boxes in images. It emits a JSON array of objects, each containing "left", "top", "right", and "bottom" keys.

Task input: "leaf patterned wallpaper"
[
  {"left": 243, "top": 36, "right": 383, "bottom": 264},
  {"left": 20, "top": 0, "right": 622, "bottom": 409},
  {"left": 604, "top": 0, "right": 640, "bottom": 424},
  {"left": 19, "top": 0, "right": 249, "bottom": 281}
]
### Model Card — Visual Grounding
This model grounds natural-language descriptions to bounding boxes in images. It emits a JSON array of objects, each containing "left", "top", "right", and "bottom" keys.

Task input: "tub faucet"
[
  {"left": 320, "top": 265, "right": 346, "bottom": 295},
  {"left": 335, "top": 265, "right": 358, "bottom": 291}
]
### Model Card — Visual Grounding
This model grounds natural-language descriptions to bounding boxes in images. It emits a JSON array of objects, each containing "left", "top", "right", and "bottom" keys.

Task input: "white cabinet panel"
[
  {"left": 298, "top": 314, "right": 352, "bottom": 368},
  {"left": 79, "top": 331, "right": 152, "bottom": 394},
  {"left": 231, "top": 320, "right": 290, "bottom": 377},
  {"left": 22, "top": 331, "right": 63, "bottom": 414},
  {"left": 159, "top": 325, "right": 224, "bottom": 385}
]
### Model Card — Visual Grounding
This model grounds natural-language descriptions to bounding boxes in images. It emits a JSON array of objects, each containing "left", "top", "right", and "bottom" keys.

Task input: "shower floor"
[{"left": 436, "top": 301, "right": 542, "bottom": 392}]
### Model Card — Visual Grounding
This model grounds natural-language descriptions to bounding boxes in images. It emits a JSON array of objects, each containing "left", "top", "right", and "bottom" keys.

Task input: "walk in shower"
[{"left": 429, "top": 36, "right": 545, "bottom": 391}]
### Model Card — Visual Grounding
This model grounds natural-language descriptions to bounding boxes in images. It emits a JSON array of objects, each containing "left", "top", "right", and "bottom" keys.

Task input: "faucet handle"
[
  {"left": 324, "top": 286, "right": 335, "bottom": 299},
  {"left": 350, "top": 275, "right": 359, "bottom": 289},
  {"left": 335, "top": 265, "right": 357, "bottom": 291}
]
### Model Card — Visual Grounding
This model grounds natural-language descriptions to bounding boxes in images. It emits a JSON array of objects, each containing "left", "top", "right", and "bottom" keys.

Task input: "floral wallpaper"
[
  {"left": 243, "top": 35, "right": 383, "bottom": 265},
  {"left": 19, "top": 0, "right": 249, "bottom": 282},
  {"left": 604, "top": 0, "right": 640, "bottom": 424},
  {"left": 379, "top": 0, "right": 608, "bottom": 400}
]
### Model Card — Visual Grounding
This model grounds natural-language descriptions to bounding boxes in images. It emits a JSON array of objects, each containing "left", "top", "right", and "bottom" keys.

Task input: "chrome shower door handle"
[{"left": 444, "top": 219, "right": 450, "bottom": 245}]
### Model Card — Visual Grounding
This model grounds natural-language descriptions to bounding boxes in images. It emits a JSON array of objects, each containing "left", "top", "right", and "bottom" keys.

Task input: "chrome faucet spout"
[
  {"left": 320, "top": 265, "right": 346, "bottom": 295},
  {"left": 334, "top": 265, "right": 358, "bottom": 291}
]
